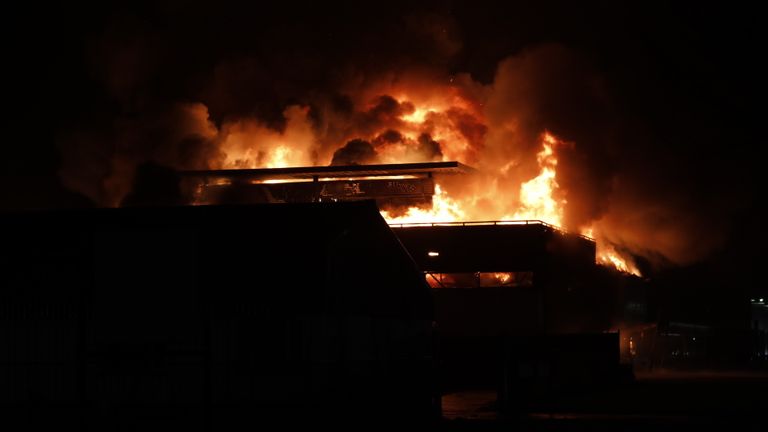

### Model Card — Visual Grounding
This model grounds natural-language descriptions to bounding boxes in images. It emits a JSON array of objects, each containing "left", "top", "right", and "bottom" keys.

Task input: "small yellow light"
[{"left": 428, "top": 251, "right": 439, "bottom": 257}]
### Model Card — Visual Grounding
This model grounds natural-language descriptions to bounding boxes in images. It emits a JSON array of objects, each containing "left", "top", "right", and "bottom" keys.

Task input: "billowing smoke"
[
  {"left": 49, "top": 5, "right": 744, "bottom": 269},
  {"left": 59, "top": 102, "right": 222, "bottom": 206}
]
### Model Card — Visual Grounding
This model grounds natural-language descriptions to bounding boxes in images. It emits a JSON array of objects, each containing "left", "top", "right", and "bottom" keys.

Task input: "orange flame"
[
  {"left": 493, "top": 272, "right": 512, "bottom": 284},
  {"left": 595, "top": 242, "right": 641, "bottom": 276},
  {"left": 380, "top": 183, "right": 465, "bottom": 224},
  {"left": 508, "top": 133, "right": 564, "bottom": 227},
  {"left": 601, "top": 252, "right": 641, "bottom": 276},
  {"left": 381, "top": 132, "right": 565, "bottom": 226},
  {"left": 579, "top": 227, "right": 641, "bottom": 276}
]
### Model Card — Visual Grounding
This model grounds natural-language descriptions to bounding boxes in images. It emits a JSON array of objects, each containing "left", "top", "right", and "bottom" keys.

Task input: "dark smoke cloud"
[
  {"left": 59, "top": 102, "right": 221, "bottom": 206},
  {"left": 331, "top": 139, "right": 379, "bottom": 166},
  {"left": 416, "top": 133, "right": 443, "bottom": 161},
  {"left": 374, "top": 129, "right": 404, "bottom": 145},
  {"left": 360, "top": 130, "right": 444, "bottom": 164}
]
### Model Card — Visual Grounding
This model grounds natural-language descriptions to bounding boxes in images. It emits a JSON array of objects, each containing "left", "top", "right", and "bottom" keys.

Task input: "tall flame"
[{"left": 508, "top": 133, "right": 564, "bottom": 227}]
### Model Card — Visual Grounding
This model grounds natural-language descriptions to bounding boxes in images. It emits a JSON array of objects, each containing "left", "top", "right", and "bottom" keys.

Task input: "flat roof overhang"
[{"left": 180, "top": 161, "right": 474, "bottom": 182}]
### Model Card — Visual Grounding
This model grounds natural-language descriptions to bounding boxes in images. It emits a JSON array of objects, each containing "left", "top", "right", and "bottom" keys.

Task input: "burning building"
[{"left": 179, "top": 160, "right": 639, "bottom": 394}]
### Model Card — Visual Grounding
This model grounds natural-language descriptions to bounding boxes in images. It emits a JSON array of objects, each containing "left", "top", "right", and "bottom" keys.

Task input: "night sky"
[{"left": 4, "top": 2, "right": 766, "bottom": 317}]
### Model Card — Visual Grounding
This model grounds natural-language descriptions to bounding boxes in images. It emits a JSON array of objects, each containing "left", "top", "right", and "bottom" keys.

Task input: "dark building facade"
[
  {"left": 0, "top": 202, "right": 436, "bottom": 429},
  {"left": 390, "top": 221, "right": 627, "bottom": 394},
  {"left": 391, "top": 221, "right": 598, "bottom": 336},
  {"left": 178, "top": 163, "right": 634, "bottom": 394},
  {"left": 2, "top": 162, "right": 654, "bottom": 424}
]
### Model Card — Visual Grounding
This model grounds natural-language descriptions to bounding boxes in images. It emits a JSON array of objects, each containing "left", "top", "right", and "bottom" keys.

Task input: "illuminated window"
[{"left": 425, "top": 272, "right": 533, "bottom": 288}]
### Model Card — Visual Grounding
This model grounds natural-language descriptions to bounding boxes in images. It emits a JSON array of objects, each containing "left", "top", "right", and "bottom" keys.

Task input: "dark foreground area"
[
  {"left": 442, "top": 370, "right": 768, "bottom": 431},
  {"left": 3, "top": 204, "right": 765, "bottom": 430},
  {"left": 13, "top": 370, "right": 765, "bottom": 431}
]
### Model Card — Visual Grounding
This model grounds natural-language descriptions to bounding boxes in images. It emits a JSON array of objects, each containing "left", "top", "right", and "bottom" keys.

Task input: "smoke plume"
[{"left": 47, "top": 4, "right": 751, "bottom": 269}]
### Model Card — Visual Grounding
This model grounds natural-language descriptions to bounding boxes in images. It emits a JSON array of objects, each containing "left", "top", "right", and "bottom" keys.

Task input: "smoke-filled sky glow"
[{"left": 4, "top": 2, "right": 764, "bottom": 285}]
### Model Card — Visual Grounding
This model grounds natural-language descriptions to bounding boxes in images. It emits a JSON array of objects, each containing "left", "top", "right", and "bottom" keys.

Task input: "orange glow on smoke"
[
  {"left": 218, "top": 105, "right": 316, "bottom": 169},
  {"left": 401, "top": 106, "right": 434, "bottom": 124}
]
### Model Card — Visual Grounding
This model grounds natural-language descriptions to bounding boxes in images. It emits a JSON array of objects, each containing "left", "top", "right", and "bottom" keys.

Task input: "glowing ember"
[{"left": 493, "top": 272, "right": 512, "bottom": 284}]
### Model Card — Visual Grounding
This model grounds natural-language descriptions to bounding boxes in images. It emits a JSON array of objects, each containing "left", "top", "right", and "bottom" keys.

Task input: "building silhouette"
[{"left": 1, "top": 202, "right": 436, "bottom": 429}]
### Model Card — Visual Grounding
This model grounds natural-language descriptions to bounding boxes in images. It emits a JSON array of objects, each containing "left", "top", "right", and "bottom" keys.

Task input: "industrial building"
[{"left": 1, "top": 160, "right": 656, "bottom": 426}]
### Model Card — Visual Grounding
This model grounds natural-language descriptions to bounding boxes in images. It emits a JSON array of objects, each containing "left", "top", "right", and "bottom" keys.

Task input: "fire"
[
  {"left": 508, "top": 133, "right": 564, "bottom": 227},
  {"left": 377, "top": 126, "right": 639, "bottom": 275},
  {"left": 211, "top": 91, "right": 640, "bottom": 275},
  {"left": 380, "top": 184, "right": 465, "bottom": 224},
  {"left": 597, "top": 244, "right": 641, "bottom": 276},
  {"left": 602, "top": 253, "right": 640, "bottom": 276},
  {"left": 578, "top": 226, "right": 641, "bottom": 276},
  {"left": 380, "top": 131, "right": 566, "bottom": 229}
]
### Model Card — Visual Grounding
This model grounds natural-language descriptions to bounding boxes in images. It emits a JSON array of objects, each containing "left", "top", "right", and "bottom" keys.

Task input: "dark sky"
[{"left": 4, "top": 1, "right": 766, "bottom": 306}]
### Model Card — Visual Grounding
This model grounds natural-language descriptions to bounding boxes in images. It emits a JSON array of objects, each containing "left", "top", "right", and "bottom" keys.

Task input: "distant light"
[
  {"left": 428, "top": 251, "right": 440, "bottom": 257},
  {"left": 692, "top": 337, "right": 696, "bottom": 341}
]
